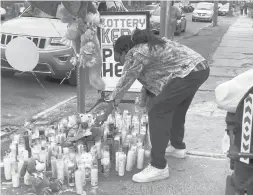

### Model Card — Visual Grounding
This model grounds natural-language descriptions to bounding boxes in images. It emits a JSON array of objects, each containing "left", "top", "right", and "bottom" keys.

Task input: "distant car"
[
  {"left": 192, "top": 2, "right": 214, "bottom": 22},
  {"left": 181, "top": 3, "right": 194, "bottom": 13},
  {"left": 150, "top": 5, "right": 187, "bottom": 36},
  {"left": 218, "top": 3, "right": 229, "bottom": 16},
  {"left": 0, "top": 7, "right": 6, "bottom": 20},
  {"left": 1, "top": 1, "right": 128, "bottom": 85},
  {"left": 141, "top": 4, "right": 158, "bottom": 14}
]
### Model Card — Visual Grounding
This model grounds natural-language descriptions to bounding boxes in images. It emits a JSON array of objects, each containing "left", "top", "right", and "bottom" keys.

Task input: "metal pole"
[
  {"left": 160, "top": 1, "right": 167, "bottom": 37},
  {"left": 77, "top": 66, "right": 86, "bottom": 113},
  {"left": 228, "top": 2, "right": 233, "bottom": 16},
  {"left": 165, "top": 1, "right": 172, "bottom": 39},
  {"left": 213, "top": 1, "right": 218, "bottom": 27}
]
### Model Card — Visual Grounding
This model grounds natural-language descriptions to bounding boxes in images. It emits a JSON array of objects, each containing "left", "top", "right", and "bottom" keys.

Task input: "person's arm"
[
  {"left": 139, "top": 86, "right": 148, "bottom": 108},
  {"left": 109, "top": 53, "right": 144, "bottom": 107}
]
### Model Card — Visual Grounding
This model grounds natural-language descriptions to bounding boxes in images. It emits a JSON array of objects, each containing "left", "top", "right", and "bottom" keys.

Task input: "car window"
[
  {"left": 196, "top": 3, "right": 213, "bottom": 10},
  {"left": 114, "top": 1, "right": 125, "bottom": 11},
  {"left": 21, "top": 5, "right": 59, "bottom": 19},
  {"left": 106, "top": 1, "right": 117, "bottom": 12}
]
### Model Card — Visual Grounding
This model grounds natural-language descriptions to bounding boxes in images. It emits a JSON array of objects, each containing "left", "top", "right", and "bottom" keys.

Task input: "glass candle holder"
[{"left": 56, "top": 159, "right": 65, "bottom": 182}]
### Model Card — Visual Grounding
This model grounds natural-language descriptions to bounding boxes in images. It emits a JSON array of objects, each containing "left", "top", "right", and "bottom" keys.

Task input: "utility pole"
[
  {"left": 159, "top": 1, "right": 167, "bottom": 37},
  {"left": 77, "top": 66, "right": 86, "bottom": 114},
  {"left": 160, "top": 1, "right": 172, "bottom": 38},
  {"left": 165, "top": 1, "right": 172, "bottom": 39},
  {"left": 213, "top": 1, "right": 218, "bottom": 27},
  {"left": 228, "top": 2, "right": 233, "bottom": 16}
]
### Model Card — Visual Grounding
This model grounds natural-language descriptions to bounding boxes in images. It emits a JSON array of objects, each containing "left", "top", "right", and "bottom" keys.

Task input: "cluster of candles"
[{"left": 3, "top": 98, "right": 151, "bottom": 194}]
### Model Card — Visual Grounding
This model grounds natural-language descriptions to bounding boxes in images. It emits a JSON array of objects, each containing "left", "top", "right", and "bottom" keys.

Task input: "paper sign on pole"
[{"left": 99, "top": 12, "right": 149, "bottom": 93}]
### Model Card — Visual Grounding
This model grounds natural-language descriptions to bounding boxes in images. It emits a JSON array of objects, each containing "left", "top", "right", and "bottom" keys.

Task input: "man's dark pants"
[{"left": 147, "top": 68, "right": 210, "bottom": 169}]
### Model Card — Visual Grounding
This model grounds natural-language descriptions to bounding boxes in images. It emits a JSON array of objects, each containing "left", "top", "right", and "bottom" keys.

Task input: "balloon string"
[{"left": 31, "top": 72, "right": 52, "bottom": 97}]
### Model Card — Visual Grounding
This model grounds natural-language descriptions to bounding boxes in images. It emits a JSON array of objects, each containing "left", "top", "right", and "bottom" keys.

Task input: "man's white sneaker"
[
  {"left": 165, "top": 145, "right": 186, "bottom": 159},
  {"left": 132, "top": 164, "right": 169, "bottom": 183}
]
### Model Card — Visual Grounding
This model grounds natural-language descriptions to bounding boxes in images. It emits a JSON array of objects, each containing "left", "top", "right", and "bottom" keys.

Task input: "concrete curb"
[
  {"left": 31, "top": 96, "right": 77, "bottom": 121},
  {"left": 177, "top": 23, "right": 212, "bottom": 42},
  {"left": 187, "top": 150, "right": 227, "bottom": 159}
]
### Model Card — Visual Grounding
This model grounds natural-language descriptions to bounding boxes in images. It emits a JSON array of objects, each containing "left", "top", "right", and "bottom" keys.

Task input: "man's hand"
[
  {"left": 139, "top": 106, "right": 147, "bottom": 114},
  {"left": 94, "top": 101, "right": 115, "bottom": 125}
]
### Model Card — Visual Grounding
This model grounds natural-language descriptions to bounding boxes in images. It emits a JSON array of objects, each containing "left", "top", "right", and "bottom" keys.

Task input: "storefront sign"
[{"left": 99, "top": 12, "right": 149, "bottom": 92}]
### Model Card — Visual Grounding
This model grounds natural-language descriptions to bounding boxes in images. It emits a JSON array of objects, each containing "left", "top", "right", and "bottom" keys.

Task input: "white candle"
[
  {"left": 63, "top": 147, "right": 69, "bottom": 154},
  {"left": 75, "top": 169, "right": 84, "bottom": 194},
  {"left": 18, "top": 160, "right": 24, "bottom": 177},
  {"left": 118, "top": 153, "right": 126, "bottom": 176},
  {"left": 24, "top": 171, "right": 32, "bottom": 185},
  {"left": 51, "top": 157, "right": 57, "bottom": 178},
  {"left": 91, "top": 165, "right": 98, "bottom": 187},
  {"left": 126, "top": 150, "right": 134, "bottom": 172},
  {"left": 137, "top": 148, "right": 145, "bottom": 169},
  {"left": 56, "top": 159, "right": 64, "bottom": 182},
  {"left": 23, "top": 150, "right": 29, "bottom": 161},
  {"left": 95, "top": 141, "right": 102, "bottom": 159},
  {"left": 64, "top": 158, "right": 69, "bottom": 178},
  {"left": 121, "top": 130, "right": 127, "bottom": 144},
  {"left": 3, "top": 156, "right": 12, "bottom": 180},
  {"left": 115, "top": 152, "right": 120, "bottom": 173},
  {"left": 131, "top": 146, "right": 137, "bottom": 166},
  {"left": 12, "top": 173, "right": 20, "bottom": 188}
]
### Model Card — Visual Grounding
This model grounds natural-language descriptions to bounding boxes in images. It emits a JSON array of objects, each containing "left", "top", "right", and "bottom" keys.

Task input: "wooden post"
[
  {"left": 213, "top": 1, "right": 218, "bottom": 27},
  {"left": 159, "top": 1, "right": 167, "bottom": 37},
  {"left": 165, "top": 1, "right": 172, "bottom": 39}
]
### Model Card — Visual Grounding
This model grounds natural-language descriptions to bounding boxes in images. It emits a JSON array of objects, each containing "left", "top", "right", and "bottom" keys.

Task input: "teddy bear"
[
  {"left": 20, "top": 158, "right": 63, "bottom": 195},
  {"left": 79, "top": 41, "right": 96, "bottom": 68}
]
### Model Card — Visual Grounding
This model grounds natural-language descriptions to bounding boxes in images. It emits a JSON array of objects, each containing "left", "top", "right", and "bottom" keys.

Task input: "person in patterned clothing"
[{"left": 95, "top": 29, "right": 210, "bottom": 183}]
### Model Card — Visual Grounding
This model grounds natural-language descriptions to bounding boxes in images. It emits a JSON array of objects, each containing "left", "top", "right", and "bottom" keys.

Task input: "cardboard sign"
[{"left": 99, "top": 12, "right": 149, "bottom": 92}]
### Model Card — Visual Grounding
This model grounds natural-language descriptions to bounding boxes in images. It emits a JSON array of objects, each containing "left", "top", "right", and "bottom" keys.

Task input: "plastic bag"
[{"left": 221, "top": 132, "right": 230, "bottom": 154}]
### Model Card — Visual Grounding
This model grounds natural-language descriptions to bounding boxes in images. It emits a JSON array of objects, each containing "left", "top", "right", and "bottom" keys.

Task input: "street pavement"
[
  {"left": 0, "top": 13, "right": 212, "bottom": 127},
  {"left": 2, "top": 15, "right": 253, "bottom": 195}
]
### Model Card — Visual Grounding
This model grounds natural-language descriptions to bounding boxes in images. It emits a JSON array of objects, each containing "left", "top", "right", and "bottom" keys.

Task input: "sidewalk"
[
  {"left": 2, "top": 16, "right": 253, "bottom": 195},
  {"left": 201, "top": 15, "right": 253, "bottom": 91}
]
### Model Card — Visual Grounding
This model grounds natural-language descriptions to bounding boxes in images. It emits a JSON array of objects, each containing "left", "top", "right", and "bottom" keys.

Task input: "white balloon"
[{"left": 5, "top": 37, "right": 39, "bottom": 72}]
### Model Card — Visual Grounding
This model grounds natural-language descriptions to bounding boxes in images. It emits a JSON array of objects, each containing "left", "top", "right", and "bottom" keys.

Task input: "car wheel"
[
  {"left": 1, "top": 70, "right": 16, "bottom": 77},
  {"left": 68, "top": 68, "right": 77, "bottom": 86},
  {"left": 192, "top": 18, "right": 195, "bottom": 22}
]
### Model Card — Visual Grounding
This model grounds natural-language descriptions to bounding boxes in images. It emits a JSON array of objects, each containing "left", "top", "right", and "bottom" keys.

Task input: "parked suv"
[
  {"left": 192, "top": 2, "right": 214, "bottom": 22},
  {"left": 0, "top": 0, "right": 128, "bottom": 85}
]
